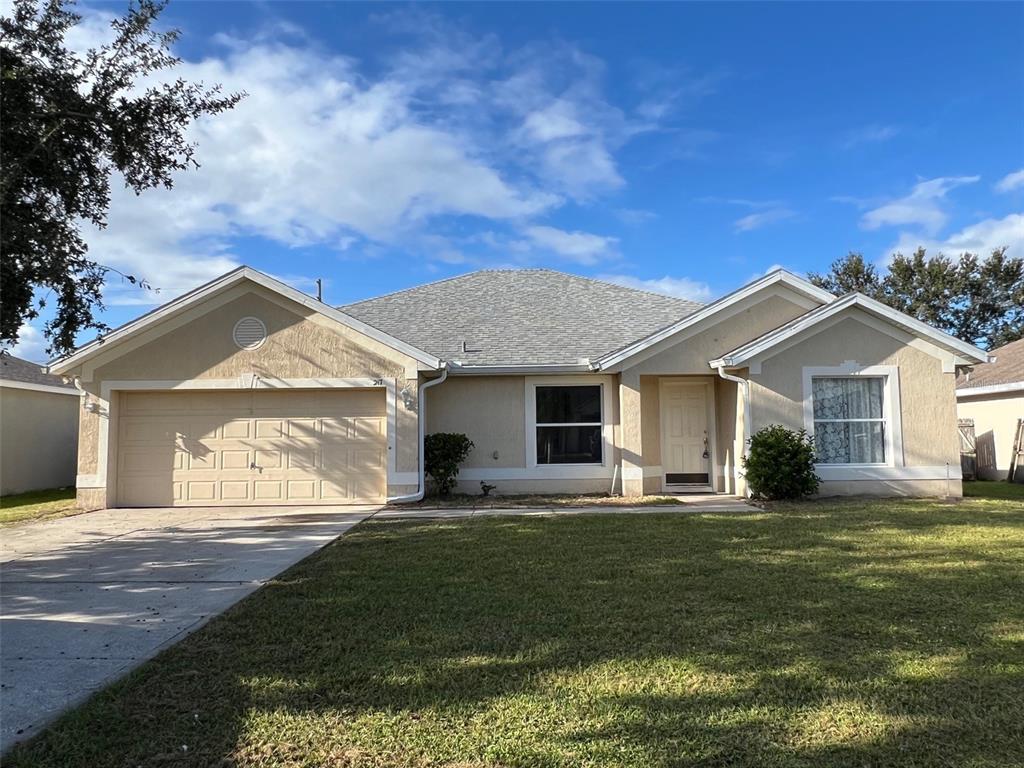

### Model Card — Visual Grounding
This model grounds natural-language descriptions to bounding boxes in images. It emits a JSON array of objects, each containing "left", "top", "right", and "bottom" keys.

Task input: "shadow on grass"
[{"left": 7, "top": 499, "right": 1024, "bottom": 767}]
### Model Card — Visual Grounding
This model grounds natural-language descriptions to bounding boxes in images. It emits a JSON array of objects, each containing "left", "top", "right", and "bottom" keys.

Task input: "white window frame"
[
  {"left": 802, "top": 364, "right": 904, "bottom": 471},
  {"left": 525, "top": 376, "right": 614, "bottom": 472}
]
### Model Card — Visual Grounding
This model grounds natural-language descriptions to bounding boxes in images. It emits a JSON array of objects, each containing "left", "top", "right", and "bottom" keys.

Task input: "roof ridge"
[
  {"left": 339, "top": 269, "right": 490, "bottom": 309},
  {"left": 341, "top": 267, "right": 704, "bottom": 310}
]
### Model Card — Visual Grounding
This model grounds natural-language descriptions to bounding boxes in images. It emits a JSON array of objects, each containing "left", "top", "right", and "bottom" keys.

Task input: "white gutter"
[
  {"left": 447, "top": 362, "right": 592, "bottom": 375},
  {"left": 0, "top": 379, "right": 79, "bottom": 396},
  {"left": 715, "top": 365, "right": 752, "bottom": 498},
  {"left": 387, "top": 364, "right": 449, "bottom": 504},
  {"left": 956, "top": 380, "right": 1024, "bottom": 398}
]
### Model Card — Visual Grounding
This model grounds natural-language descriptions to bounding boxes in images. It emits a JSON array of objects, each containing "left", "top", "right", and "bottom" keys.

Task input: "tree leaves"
[
  {"left": 0, "top": 0, "right": 243, "bottom": 356},
  {"left": 809, "top": 248, "right": 1024, "bottom": 350}
]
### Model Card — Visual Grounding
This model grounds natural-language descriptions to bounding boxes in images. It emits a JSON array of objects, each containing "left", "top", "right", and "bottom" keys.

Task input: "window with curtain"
[
  {"left": 811, "top": 377, "right": 886, "bottom": 464},
  {"left": 535, "top": 385, "right": 602, "bottom": 464}
]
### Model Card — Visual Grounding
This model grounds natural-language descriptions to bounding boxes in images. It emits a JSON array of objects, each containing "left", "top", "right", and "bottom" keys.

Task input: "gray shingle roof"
[
  {"left": 957, "top": 337, "right": 1024, "bottom": 390},
  {"left": 340, "top": 269, "right": 703, "bottom": 366},
  {"left": 0, "top": 354, "right": 75, "bottom": 389}
]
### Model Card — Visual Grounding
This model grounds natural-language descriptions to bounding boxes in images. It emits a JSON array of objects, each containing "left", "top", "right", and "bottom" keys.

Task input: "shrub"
[
  {"left": 743, "top": 425, "right": 820, "bottom": 500},
  {"left": 424, "top": 433, "right": 474, "bottom": 496}
]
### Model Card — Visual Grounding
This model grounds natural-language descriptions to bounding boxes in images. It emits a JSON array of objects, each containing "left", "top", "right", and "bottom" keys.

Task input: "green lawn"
[
  {"left": 964, "top": 479, "right": 1024, "bottom": 501},
  {"left": 0, "top": 487, "right": 79, "bottom": 526},
  {"left": 8, "top": 495, "right": 1024, "bottom": 767}
]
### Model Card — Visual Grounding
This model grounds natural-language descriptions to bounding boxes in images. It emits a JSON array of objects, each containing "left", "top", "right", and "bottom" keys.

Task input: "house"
[
  {"left": 956, "top": 338, "right": 1024, "bottom": 482},
  {"left": 47, "top": 266, "right": 989, "bottom": 510},
  {"left": 0, "top": 355, "right": 80, "bottom": 496}
]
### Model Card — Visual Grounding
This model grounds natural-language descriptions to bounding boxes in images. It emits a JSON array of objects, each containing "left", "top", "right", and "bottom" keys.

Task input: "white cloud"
[
  {"left": 524, "top": 225, "right": 618, "bottom": 264},
  {"left": 520, "top": 100, "right": 588, "bottom": 142},
  {"left": 995, "top": 169, "right": 1024, "bottom": 193},
  {"left": 860, "top": 176, "right": 979, "bottom": 233},
  {"left": 841, "top": 124, "right": 900, "bottom": 149},
  {"left": 734, "top": 207, "right": 795, "bottom": 232},
  {"left": 57, "top": 9, "right": 692, "bottom": 305},
  {"left": 699, "top": 197, "right": 796, "bottom": 233},
  {"left": 598, "top": 274, "right": 712, "bottom": 302},
  {"left": 614, "top": 208, "right": 658, "bottom": 225},
  {"left": 3, "top": 323, "right": 49, "bottom": 363},
  {"left": 886, "top": 213, "right": 1024, "bottom": 262}
]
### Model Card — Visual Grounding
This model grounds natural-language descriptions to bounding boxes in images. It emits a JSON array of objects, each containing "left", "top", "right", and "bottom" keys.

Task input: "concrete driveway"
[{"left": 0, "top": 504, "right": 378, "bottom": 753}]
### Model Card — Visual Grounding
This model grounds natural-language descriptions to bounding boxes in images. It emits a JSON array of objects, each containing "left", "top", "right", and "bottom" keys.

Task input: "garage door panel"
[
  {"left": 222, "top": 420, "right": 251, "bottom": 439},
  {"left": 220, "top": 481, "right": 250, "bottom": 501},
  {"left": 287, "top": 479, "right": 316, "bottom": 500},
  {"left": 354, "top": 417, "right": 385, "bottom": 439},
  {"left": 255, "top": 419, "right": 285, "bottom": 438},
  {"left": 185, "top": 449, "right": 218, "bottom": 471},
  {"left": 288, "top": 449, "right": 317, "bottom": 470},
  {"left": 187, "top": 419, "right": 222, "bottom": 440},
  {"left": 353, "top": 448, "right": 386, "bottom": 469},
  {"left": 254, "top": 480, "right": 284, "bottom": 500},
  {"left": 221, "top": 450, "right": 252, "bottom": 470},
  {"left": 187, "top": 481, "right": 217, "bottom": 501},
  {"left": 117, "top": 390, "right": 386, "bottom": 506},
  {"left": 254, "top": 448, "right": 283, "bottom": 469},
  {"left": 120, "top": 447, "right": 179, "bottom": 474},
  {"left": 287, "top": 418, "right": 319, "bottom": 438}
]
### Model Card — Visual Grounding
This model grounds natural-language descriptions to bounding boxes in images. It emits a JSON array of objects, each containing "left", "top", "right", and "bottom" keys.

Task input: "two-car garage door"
[{"left": 116, "top": 389, "right": 386, "bottom": 506}]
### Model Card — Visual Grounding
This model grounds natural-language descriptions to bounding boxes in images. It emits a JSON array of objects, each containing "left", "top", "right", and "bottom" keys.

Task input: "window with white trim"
[
  {"left": 534, "top": 385, "right": 602, "bottom": 464},
  {"left": 811, "top": 376, "right": 887, "bottom": 464}
]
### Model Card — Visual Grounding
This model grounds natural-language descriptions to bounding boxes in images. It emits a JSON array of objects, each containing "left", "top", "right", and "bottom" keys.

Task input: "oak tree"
[
  {"left": 0, "top": 0, "right": 242, "bottom": 355},
  {"left": 808, "top": 247, "right": 1024, "bottom": 349}
]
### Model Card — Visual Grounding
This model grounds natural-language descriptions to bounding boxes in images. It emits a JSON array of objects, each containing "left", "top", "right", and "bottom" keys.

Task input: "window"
[
  {"left": 534, "top": 385, "right": 602, "bottom": 464},
  {"left": 811, "top": 376, "right": 886, "bottom": 464}
]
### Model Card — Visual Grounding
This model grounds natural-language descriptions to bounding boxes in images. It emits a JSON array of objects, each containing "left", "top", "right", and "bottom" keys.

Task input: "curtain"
[{"left": 812, "top": 377, "right": 885, "bottom": 463}]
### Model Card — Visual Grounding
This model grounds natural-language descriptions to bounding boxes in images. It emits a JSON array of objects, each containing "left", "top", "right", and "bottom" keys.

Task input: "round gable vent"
[{"left": 233, "top": 317, "right": 267, "bottom": 350}]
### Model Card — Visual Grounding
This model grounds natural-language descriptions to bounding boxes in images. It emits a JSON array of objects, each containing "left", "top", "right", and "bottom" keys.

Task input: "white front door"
[{"left": 661, "top": 381, "right": 710, "bottom": 486}]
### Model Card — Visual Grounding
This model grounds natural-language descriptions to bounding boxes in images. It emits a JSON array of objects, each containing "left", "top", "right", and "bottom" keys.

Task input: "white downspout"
[
  {"left": 716, "top": 365, "right": 752, "bottom": 498},
  {"left": 387, "top": 364, "right": 449, "bottom": 504}
]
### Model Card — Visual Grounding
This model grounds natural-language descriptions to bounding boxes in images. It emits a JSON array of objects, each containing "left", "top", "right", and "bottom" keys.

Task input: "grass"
[
  {"left": 0, "top": 487, "right": 79, "bottom": 526},
  {"left": 396, "top": 492, "right": 687, "bottom": 508},
  {"left": 964, "top": 479, "right": 1024, "bottom": 501},
  {"left": 8, "top": 494, "right": 1024, "bottom": 767}
]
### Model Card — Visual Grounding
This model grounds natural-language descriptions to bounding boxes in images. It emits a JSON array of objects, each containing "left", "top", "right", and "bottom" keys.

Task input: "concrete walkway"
[
  {"left": 376, "top": 494, "right": 757, "bottom": 519},
  {"left": 0, "top": 504, "right": 377, "bottom": 753}
]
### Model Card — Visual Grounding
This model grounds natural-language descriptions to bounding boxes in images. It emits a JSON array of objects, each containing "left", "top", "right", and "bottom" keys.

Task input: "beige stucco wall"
[
  {"left": 68, "top": 285, "right": 423, "bottom": 508},
  {"left": 0, "top": 387, "right": 80, "bottom": 495},
  {"left": 625, "top": 294, "right": 810, "bottom": 375},
  {"left": 957, "top": 391, "right": 1024, "bottom": 481},
  {"left": 750, "top": 311, "right": 961, "bottom": 497},
  {"left": 715, "top": 376, "right": 741, "bottom": 494},
  {"left": 426, "top": 374, "right": 621, "bottom": 496},
  {"left": 427, "top": 376, "right": 526, "bottom": 469},
  {"left": 89, "top": 288, "right": 412, "bottom": 383},
  {"left": 639, "top": 376, "right": 661, "bottom": 466},
  {"left": 811, "top": 479, "right": 959, "bottom": 497}
]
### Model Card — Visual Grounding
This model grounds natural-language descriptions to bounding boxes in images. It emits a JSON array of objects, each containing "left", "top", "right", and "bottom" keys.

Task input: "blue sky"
[{"left": 11, "top": 1, "right": 1024, "bottom": 361}]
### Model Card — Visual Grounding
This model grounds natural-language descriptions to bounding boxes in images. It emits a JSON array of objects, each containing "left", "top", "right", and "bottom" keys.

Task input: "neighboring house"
[
  {"left": 956, "top": 338, "right": 1024, "bottom": 482},
  {"left": 48, "top": 266, "right": 988, "bottom": 510},
  {"left": 0, "top": 355, "right": 80, "bottom": 496}
]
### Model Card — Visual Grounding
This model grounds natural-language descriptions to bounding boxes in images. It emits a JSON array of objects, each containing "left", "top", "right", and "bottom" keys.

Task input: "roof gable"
[
  {"left": 49, "top": 267, "right": 442, "bottom": 375},
  {"left": 709, "top": 292, "right": 990, "bottom": 371},
  {"left": 593, "top": 269, "right": 835, "bottom": 370}
]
